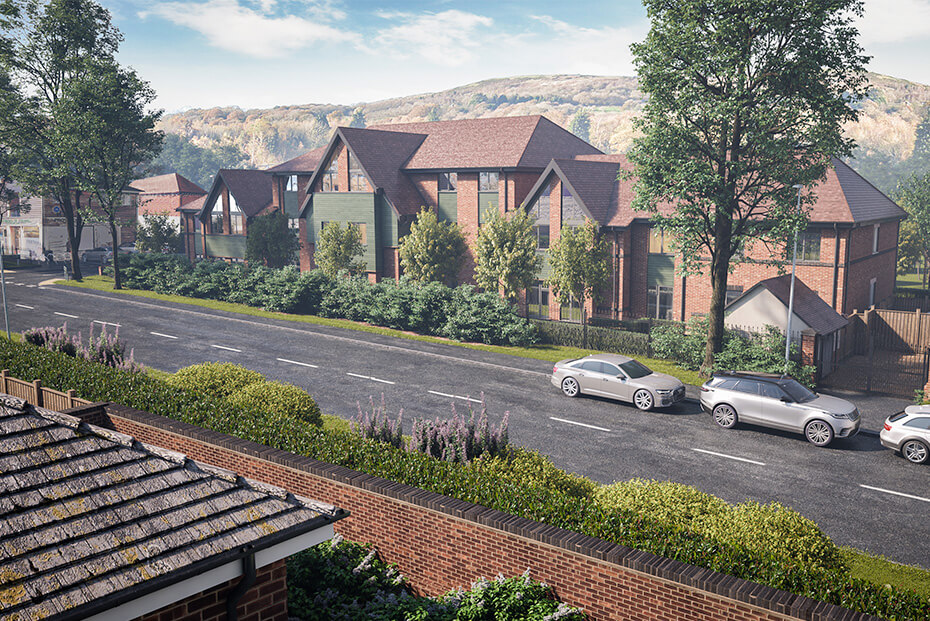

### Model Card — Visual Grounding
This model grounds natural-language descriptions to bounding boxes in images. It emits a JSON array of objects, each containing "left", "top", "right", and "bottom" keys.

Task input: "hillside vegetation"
[{"left": 158, "top": 73, "right": 930, "bottom": 192}]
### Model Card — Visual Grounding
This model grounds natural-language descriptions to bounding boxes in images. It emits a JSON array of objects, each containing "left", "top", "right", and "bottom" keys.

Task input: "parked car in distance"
[
  {"left": 700, "top": 371, "right": 859, "bottom": 446},
  {"left": 880, "top": 406, "right": 930, "bottom": 464},
  {"left": 551, "top": 354, "right": 685, "bottom": 411},
  {"left": 118, "top": 243, "right": 137, "bottom": 254},
  {"left": 80, "top": 246, "right": 112, "bottom": 264}
]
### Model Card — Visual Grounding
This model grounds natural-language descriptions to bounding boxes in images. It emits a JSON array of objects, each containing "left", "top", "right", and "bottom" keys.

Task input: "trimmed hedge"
[
  {"left": 3, "top": 339, "right": 928, "bottom": 620},
  {"left": 531, "top": 319, "right": 650, "bottom": 357},
  {"left": 226, "top": 380, "right": 322, "bottom": 427},
  {"left": 167, "top": 362, "right": 266, "bottom": 399}
]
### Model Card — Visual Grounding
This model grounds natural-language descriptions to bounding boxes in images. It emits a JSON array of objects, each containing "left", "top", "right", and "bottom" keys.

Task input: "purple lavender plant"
[
  {"left": 351, "top": 394, "right": 404, "bottom": 449},
  {"left": 408, "top": 394, "right": 509, "bottom": 463}
]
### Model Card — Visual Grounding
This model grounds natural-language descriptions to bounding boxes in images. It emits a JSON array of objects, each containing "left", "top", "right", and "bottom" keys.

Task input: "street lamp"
[{"left": 784, "top": 184, "right": 804, "bottom": 373}]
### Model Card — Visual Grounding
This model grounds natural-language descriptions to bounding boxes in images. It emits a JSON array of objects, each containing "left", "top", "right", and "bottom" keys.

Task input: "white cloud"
[
  {"left": 857, "top": 0, "right": 930, "bottom": 44},
  {"left": 142, "top": 0, "right": 356, "bottom": 58},
  {"left": 372, "top": 10, "right": 494, "bottom": 67}
]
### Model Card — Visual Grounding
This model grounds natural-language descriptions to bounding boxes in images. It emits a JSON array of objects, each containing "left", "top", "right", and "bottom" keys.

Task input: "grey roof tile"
[{"left": 0, "top": 398, "right": 340, "bottom": 620}]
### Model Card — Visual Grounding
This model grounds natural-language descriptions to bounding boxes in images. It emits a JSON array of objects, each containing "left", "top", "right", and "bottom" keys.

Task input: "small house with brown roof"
[
  {"left": 0, "top": 394, "right": 345, "bottom": 621},
  {"left": 519, "top": 154, "right": 906, "bottom": 323},
  {"left": 297, "top": 115, "right": 601, "bottom": 280},
  {"left": 131, "top": 173, "right": 207, "bottom": 223},
  {"left": 196, "top": 169, "right": 275, "bottom": 262}
]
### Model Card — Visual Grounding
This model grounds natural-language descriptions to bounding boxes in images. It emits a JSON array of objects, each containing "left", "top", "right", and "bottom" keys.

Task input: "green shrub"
[
  {"left": 4, "top": 338, "right": 928, "bottom": 620},
  {"left": 531, "top": 319, "right": 650, "bottom": 356},
  {"left": 226, "top": 380, "right": 322, "bottom": 427},
  {"left": 168, "top": 362, "right": 265, "bottom": 400},
  {"left": 596, "top": 480, "right": 843, "bottom": 572},
  {"left": 473, "top": 448, "right": 597, "bottom": 500}
]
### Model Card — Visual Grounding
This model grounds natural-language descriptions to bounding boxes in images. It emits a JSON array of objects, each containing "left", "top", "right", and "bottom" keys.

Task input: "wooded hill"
[{"left": 158, "top": 73, "right": 930, "bottom": 194}]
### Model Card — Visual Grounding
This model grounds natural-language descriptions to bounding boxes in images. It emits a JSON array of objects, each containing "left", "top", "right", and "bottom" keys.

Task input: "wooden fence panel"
[{"left": 1, "top": 370, "right": 91, "bottom": 412}]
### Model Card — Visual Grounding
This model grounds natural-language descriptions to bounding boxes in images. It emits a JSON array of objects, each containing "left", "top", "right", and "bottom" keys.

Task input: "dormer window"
[
  {"left": 286, "top": 175, "right": 299, "bottom": 192},
  {"left": 349, "top": 152, "right": 366, "bottom": 192},
  {"left": 479, "top": 171, "right": 499, "bottom": 192},
  {"left": 439, "top": 172, "right": 457, "bottom": 192},
  {"left": 321, "top": 159, "right": 338, "bottom": 192}
]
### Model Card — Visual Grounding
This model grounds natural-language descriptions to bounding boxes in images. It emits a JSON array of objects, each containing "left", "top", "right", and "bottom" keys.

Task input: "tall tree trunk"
[
  {"left": 703, "top": 213, "right": 733, "bottom": 373},
  {"left": 60, "top": 184, "right": 83, "bottom": 281},
  {"left": 109, "top": 220, "right": 121, "bottom": 290}
]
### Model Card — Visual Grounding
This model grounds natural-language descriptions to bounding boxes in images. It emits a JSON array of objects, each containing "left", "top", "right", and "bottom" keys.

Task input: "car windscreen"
[
  {"left": 619, "top": 360, "right": 651, "bottom": 379},
  {"left": 780, "top": 380, "right": 816, "bottom": 403}
]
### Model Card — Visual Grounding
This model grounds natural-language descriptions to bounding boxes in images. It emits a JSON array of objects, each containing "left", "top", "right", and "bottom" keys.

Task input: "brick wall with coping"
[
  {"left": 134, "top": 559, "right": 287, "bottom": 621},
  {"left": 65, "top": 402, "right": 875, "bottom": 621}
]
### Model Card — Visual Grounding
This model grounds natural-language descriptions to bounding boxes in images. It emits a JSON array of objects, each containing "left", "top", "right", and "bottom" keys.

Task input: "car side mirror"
[
  {"left": 781, "top": 396, "right": 792, "bottom": 403},
  {"left": 618, "top": 375, "right": 626, "bottom": 381}
]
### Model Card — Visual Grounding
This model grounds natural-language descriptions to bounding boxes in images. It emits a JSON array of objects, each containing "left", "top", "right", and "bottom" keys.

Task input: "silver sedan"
[
  {"left": 550, "top": 354, "right": 686, "bottom": 411},
  {"left": 880, "top": 406, "right": 930, "bottom": 464}
]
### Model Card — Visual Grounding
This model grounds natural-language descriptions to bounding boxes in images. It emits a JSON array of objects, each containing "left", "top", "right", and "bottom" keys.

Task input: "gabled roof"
[
  {"left": 730, "top": 275, "right": 849, "bottom": 334},
  {"left": 131, "top": 173, "right": 206, "bottom": 196},
  {"left": 178, "top": 195, "right": 206, "bottom": 214},
  {"left": 521, "top": 155, "right": 906, "bottom": 228},
  {"left": 199, "top": 169, "right": 273, "bottom": 221},
  {"left": 266, "top": 145, "right": 328, "bottom": 174},
  {"left": 368, "top": 115, "right": 602, "bottom": 170},
  {"left": 0, "top": 395, "right": 343, "bottom": 621},
  {"left": 301, "top": 127, "right": 428, "bottom": 218}
]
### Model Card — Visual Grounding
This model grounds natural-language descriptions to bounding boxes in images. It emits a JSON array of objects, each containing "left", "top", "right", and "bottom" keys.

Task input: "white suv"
[
  {"left": 880, "top": 406, "right": 930, "bottom": 464},
  {"left": 700, "top": 372, "right": 860, "bottom": 447}
]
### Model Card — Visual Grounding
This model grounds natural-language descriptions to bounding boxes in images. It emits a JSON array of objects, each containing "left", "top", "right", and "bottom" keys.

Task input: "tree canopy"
[
  {"left": 546, "top": 219, "right": 610, "bottom": 324},
  {"left": 142, "top": 134, "right": 248, "bottom": 190},
  {"left": 474, "top": 208, "right": 541, "bottom": 301},
  {"left": 314, "top": 221, "right": 366, "bottom": 277},
  {"left": 398, "top": 208, "right": 467, "bottom": 287},
  {"left": 245, "top": 210, "right": 299, "bottom": 268},
  {"left": 628, "top": 0, "right": 869, "bottom": 370},
  {"left": 895, "top": 170, "right": 930, "bottom": 286}
]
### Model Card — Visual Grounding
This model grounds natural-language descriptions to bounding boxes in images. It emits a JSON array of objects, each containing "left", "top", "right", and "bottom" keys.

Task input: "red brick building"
[{"left": 519, "top": 154, "right": 906, "bottom": 322}]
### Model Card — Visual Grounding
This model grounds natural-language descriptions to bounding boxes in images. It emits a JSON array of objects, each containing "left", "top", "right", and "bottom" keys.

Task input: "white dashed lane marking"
[
  {"left": 150, "top": 332, "right": 178, "bottom": 339},
  {"left": 692, "top": 448, "right": 765, "bottom": 466},
  {"left": 860, "top": 484, "right": 930, "bottom": 503},
  {"left": 211, "top": 344, "right": 241, "bottom": 353},
  {"left": 15, "top": 304, "right": 34, "bottom": 310},
  {"left": 549, "top": 417, "right": 611, "bottom": 432},
  {"left": 346, "top": 372, "right": 395, "bottom": 385},
  {"left": 427, "top": 390, "right": 482, "bottom": 404},
  {"left": 277, "top": 357, "right": 318, "bottom": 368},
  {"left": 54, "top": 312, "right": 79, "bottom": 319},
  {"left": 93, "top": 320, "right": 121, "bottom": 327}
]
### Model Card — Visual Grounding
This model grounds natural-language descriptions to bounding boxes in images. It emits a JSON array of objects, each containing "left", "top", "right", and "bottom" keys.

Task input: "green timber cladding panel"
[
  {"left": 438, "top": 193, "right": 458, "bottom": 223},
  {"left": 308, "top": 193, "right": 382, "bottom": 272},
  {"left": 376, "top": 195, "right": 399, "bottom": 247},
  {"left": 193, "top": 231, "right": 202, "bottom": 254},
  {"left": 647, "top": 254, "right": 675, "bottom": 287},
  {"left": 478, "top": 192, "right": 498, "bottom": 225},
  {"left": 283, "top": 191, "right": 300, "bottom": 217},
  {"left": 204, "top": 234, "right": 246, "bottom": 259}
]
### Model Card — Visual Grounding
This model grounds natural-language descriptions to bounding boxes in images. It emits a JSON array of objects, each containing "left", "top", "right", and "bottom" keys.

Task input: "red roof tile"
[
  {"left": 131, "top": 173, "right": 206, "bottom": 196},
  {"left": 266, "top": 146, "right": 328, "bottom": 173},
  {"left": 199, "top": 170, "right": 273, "bottom": 220},
  {"left": 368, "top": 115, "right": 601, "bottom": 170}
]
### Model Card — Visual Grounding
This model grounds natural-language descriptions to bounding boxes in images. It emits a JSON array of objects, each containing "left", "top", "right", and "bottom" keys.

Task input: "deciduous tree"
[
  {"left": 546, "top": 219, "right": 610, "bottom": 327},
  {"left": 135, "top": 213, "right": 182, "bottom": 254},
  {"left": 896, "top": 170, "right": 930, "bottom": 287},
  {"left": 474, "top": 208, "right": 541, "bottom": 301},
  {"left": 314, "top": 221, "right": 365, "bottom": 277},
  {"left": 628, "top": 0, "right": 869, "bottom": 371},
  {"left": 399, "top": 208, "right": 467, "bottom": 286},
  {"left": 245, "top": 210, "right": 299, "bottom": 268},
  {"left": 54, "top": 60, "right": 163, "bottom": 289}
]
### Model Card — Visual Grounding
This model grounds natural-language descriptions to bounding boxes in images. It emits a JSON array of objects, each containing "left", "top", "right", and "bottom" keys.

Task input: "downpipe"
[{"left": 226, "top": 547, "right": 257, "bottom": 621}]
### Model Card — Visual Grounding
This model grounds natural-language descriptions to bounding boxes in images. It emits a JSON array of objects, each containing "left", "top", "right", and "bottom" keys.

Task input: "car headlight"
[
  {"left": 827, "top": 411, "right": 849, "bottom": 419},
  {"left": 656, "top": 389, "right": 671, "bottom": 395}
]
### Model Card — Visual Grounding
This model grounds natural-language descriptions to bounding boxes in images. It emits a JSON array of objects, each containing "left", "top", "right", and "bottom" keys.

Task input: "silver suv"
[{"left": 700, "top": 372, "right": 859, "bottom": 446}]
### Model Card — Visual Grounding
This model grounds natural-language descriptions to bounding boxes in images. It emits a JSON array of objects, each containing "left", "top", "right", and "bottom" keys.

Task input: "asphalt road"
[{"left": 4, "top": 268, "right": 929, "bottom": 568}]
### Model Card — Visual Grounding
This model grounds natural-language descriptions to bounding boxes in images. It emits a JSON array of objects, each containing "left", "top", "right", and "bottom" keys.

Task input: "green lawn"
[
  {"left": 58, "top": 276, "right": 706, "bottom": 387},
  {"left": 896, "top": 271, "right": 929, "bottom": 290}
]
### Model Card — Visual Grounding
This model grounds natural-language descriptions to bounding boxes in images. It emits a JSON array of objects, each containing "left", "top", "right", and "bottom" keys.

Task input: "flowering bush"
[
  {"left": 351, "top": 395, "right": 404, "bottom": 449},
  {"left": 23, "top": 323, "right": 141, "bottom": 372},
  {"left": 409, "top": 397, "right": 509, "bottom": 463}
]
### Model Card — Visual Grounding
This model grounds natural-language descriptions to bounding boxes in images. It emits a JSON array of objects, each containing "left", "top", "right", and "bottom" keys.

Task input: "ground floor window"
[
  {"left": 560, "top": 295, "right": 582, "bottom": 323},
  {"left": 647, "top": 285, "right": 673, "bottom": 320},
  {"left": 527, "top": 281, "right": 549, "bottom": 319}
]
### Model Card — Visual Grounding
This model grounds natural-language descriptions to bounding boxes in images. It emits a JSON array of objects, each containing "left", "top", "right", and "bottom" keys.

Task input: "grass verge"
[
  {"left": 58, "top": 276, "right": 706, "bottom": 386},
  {"left": 842, "top": 547, "right": 930, "bottom": 598}
]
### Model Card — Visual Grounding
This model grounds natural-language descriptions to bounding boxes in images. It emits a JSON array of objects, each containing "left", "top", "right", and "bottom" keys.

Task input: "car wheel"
[
  {"left": 633, "top": 389, "right": 654, "bottom": 411},
  {"left": 902, "top": 439, "right": 929, "bottom": 464},
  {"left": 804, "top": 420, "right": 834, "bottom": 447},
  {"left": 561, "top": 376, "right": 580, "bottom": 398},
  {"left": 712, "top": 404, "right": 737, "bottom": 429}
]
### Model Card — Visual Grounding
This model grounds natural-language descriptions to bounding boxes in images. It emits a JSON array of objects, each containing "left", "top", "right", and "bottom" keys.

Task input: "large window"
[
  {"left": 798, "top": 229, "right": 821, "bottom": 262},
  {"left": 529, "top": 184, "right": 550, "bottom": 249},
  {"left": 321, "top": 159, "right": 338, "bottom": 192},
  {"left": 647, "top": 285, "right": 673, "bottom": 320},
  {"left": 286, "top": 174, "right": 299, "bottom": 192},
  {"left": 479, "top": 171, "right": 499, "bottom": 192},
  {"left": 349, "top": 152, "right": 366, "bottom": 192},
  {"left": 211, "top": 208, "right": 224, "bottom": 234},
  {"left": 648, "top": 228, "right": 673, "bottom": 254},
  {"left": 439, "top": 172, "right": 457, "bottom": 192},
  {"left": 229, "top": 194, "right": 244, "bottom": 235},
  {"left": 560, "top": 295, "right": 581, "bottom": 323},
  {"left": 527, "top": 281, "right": 549, "bottom": 319},
  {"left": 561, "top": 186, "right": 584, "bottom": 228}
]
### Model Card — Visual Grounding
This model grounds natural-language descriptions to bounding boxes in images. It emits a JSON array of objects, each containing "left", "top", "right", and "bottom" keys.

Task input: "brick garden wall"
[
  {"left": 69, "top": 402, "right": 874, "bottom": 621},
  {"left": 134, "top": 560, "right": 287, "bottom": 621}
]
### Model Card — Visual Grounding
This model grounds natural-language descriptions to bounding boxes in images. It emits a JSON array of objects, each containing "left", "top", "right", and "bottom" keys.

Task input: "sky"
[{"left": 99, "top": 0, "right": 930, "bottom": 113}]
